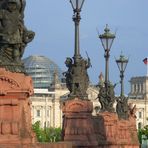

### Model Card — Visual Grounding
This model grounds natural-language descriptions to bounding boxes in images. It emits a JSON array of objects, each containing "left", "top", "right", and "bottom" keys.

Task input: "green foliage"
[
  {"left": 32, "top": 121, "right": 62, "bottom": 142},
  {"left": 138, "top": 125, "right": 148, "bottom": 144},
  {"left": 138, "top": 128, "right": 143, "bottom": 144}
]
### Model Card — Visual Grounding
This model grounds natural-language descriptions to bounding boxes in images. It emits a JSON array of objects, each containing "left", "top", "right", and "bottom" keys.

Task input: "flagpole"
[
  {"left": 146, "top": 57, "right": 148, "bottom": 77},
  {"left": 143, "top": 57, "right": 148, "bottom": 76}
]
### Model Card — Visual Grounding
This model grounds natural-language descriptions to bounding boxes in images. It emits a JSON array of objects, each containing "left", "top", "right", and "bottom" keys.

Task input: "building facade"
[{"left": 128, "top": 76, "right": 148, "bottom": 129}]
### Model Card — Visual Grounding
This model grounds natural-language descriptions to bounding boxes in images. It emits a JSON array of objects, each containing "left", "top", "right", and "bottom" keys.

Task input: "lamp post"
[
  {"left": 116, "top": 54, "right": 128, "bottom": 97},
  {"left": 97, "top": 25, "right": 116, "bottom": 112},
  {"left": 115, "top": 54, "right": 129, "bottom": 120},
  {"left": 99, "top": 25, "right": 115, "bottom": 89},
  {"left": 69, "top": 0, "right": 85, "bottom": 62},
  {"left": 64, "top": 0, "right": 90, "bottom": 99}
]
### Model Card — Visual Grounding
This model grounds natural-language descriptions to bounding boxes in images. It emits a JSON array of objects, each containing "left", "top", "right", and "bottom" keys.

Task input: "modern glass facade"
[{"left": 23, "top": 55, "right": 64, "bottom": 88}]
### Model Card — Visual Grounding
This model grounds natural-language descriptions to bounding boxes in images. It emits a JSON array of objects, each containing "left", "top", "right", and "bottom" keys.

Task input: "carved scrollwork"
[{"left": 0, "top": 76, "right": 19, "bottom": 88}]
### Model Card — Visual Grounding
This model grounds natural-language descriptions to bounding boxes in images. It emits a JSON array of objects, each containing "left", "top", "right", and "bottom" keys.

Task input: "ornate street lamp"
[
  {"left": 70, "top": 0, "right": 85, "bottom": 12},
  {"left": 64, "top": 0, "right": 90, "bottom": 99},
  {"left": 99, "top": 25, "right": 115, "bottom": 88},
  {"left": 116, "top": 54, "right": 128, "bottom": 97},
  {"left": 115, "top": 54, "right": 129, "bottom": 120},
  {"left": 70, "top": 0, "right": 85, "bottom": 62},
  {"left": 97, "top": 25, "right": 116, "bottom": 112}
]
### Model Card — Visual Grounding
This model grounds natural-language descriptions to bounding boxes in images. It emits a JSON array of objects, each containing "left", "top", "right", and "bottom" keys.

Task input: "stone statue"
[
  {"left": 0, "top": 0, "right": 35, "bottom": 73},
  {"left": 128, "top": 103, "right": 137, "bottom": 118},
  {"left": 98, "top": 82, "right": 115, "bottom": 112},
  {"left": 116, "top": 96, "right": 129, "bottom": 120},
  {"left": 63, "top": 57, "right": 90, "bottom": 99},
  {"left": 97, "top": 72, "right": 105, "bottom": 88}
]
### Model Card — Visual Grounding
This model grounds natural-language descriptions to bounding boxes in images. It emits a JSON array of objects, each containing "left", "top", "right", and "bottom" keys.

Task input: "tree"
[
  {"left": 138, "top": 125, "right": 148, "bottom": 144},
  {"left": 32, "top": 121, "right": 62, "bottom": 142}
]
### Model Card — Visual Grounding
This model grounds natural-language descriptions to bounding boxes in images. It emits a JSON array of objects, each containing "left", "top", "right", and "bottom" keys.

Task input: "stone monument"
[
  {"left": 0, "top": 0, "right": 36, "bottom": 147},
  {"left": 62, "top": 0, "right": 98, "bottom": 147}
]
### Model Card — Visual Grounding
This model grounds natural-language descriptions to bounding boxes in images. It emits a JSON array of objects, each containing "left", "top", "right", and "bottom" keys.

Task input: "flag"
[{"left": 143, "top": 58, "right": 148, "bottom": 65}]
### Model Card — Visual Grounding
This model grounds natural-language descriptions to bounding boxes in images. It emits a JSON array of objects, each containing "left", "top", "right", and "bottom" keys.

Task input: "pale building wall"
[{"left": 31, "top": 96, "right": 54, "bottom": 127}]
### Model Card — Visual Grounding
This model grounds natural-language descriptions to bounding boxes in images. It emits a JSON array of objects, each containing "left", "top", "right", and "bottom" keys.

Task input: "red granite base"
[
  {"left": 0, "top": 68, "right": 36, "bottom": 147},
  {"left": 62, "top": 98, "right": 98, "bottom": 148},
  {"left": 98, "top": 145, "right": 139, "bottom": 148},
  {"left": 93, "top": 112, "right": 140, "bottom": 148}
]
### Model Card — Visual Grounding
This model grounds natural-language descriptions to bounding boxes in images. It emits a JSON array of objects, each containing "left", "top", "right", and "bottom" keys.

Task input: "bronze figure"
[{"left": 0, "top": 0, "right": 34, "bottom": 73}]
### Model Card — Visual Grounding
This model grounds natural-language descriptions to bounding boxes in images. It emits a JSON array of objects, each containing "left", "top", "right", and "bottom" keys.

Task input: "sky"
[{"left": 23, "top": 0, "right": 148, "bottom": 95}]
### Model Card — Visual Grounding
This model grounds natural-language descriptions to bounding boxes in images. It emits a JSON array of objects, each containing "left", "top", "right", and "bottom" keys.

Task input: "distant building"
[{"left": 128, "top": 76, "right": 148, "bottom": 129}]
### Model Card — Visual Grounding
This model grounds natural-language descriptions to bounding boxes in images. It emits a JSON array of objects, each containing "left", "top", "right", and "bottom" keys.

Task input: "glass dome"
[{"left": 23, "top": 55, "right": 64, "bottom": 88}]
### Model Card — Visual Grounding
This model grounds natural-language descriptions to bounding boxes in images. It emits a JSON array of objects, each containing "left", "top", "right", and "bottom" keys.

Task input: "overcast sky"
[{"left": 23, "top": 0, "right": 148, "bottom": 95}]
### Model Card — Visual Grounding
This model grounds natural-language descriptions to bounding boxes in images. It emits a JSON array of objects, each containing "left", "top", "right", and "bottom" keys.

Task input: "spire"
[{"left": 98, "top": 72, "right": 105, "bottom": 87}]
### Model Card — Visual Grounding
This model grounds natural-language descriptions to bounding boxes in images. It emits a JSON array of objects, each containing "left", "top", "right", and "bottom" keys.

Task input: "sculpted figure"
[
  {"left": 0, "top": 0, "right": 34, "bottom": 72},
  {"left": 0, "top": 0, "right": 22, "bottom": 62},
  {"left": 98, "top": 82, "right": 115, "bottom": 112},
  {"left": 116, "top": 96, "right": 129, "bottom": 120},
  {"left": 128, "top": 103, "right": 136, "bottom": 118},
  {"left": 63, "top": 57, "right": 90, "bottom": 99},
  {"left": 63, "top": 57, "right": 73, "bottom": 93}
]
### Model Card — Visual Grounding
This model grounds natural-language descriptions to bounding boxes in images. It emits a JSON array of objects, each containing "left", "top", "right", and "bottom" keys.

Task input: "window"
[
  {"left": 141, "top": 84, "right": 143, "bottom": 93},
  {"left": 139, "top": 112, "right": 142, "bottom": 118},
  {"left": 37, "top": 110, "right": 41, "bottom": 117},
  {"left": 138, "top": 122, "right": 142, "bottom": 129},
  {"left": 47, "top": 121, "right": 50, "bottom": 127},
  {"left": 44, "top": 122, "right": 46, "bottom": 128},
  {"left": 137, "top": 84, "right": 140, "bottom": 92},
  {"left": 47, "top": 110, "right": 49, "bottom": 117},
  {"left": 134, "top": 84, "right": 136, "bottom": 92}
]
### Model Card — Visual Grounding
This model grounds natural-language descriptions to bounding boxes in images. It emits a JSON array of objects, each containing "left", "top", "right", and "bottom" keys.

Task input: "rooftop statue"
[{"left": 0, "top": 0, "right": 35, "bottom": 73}]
